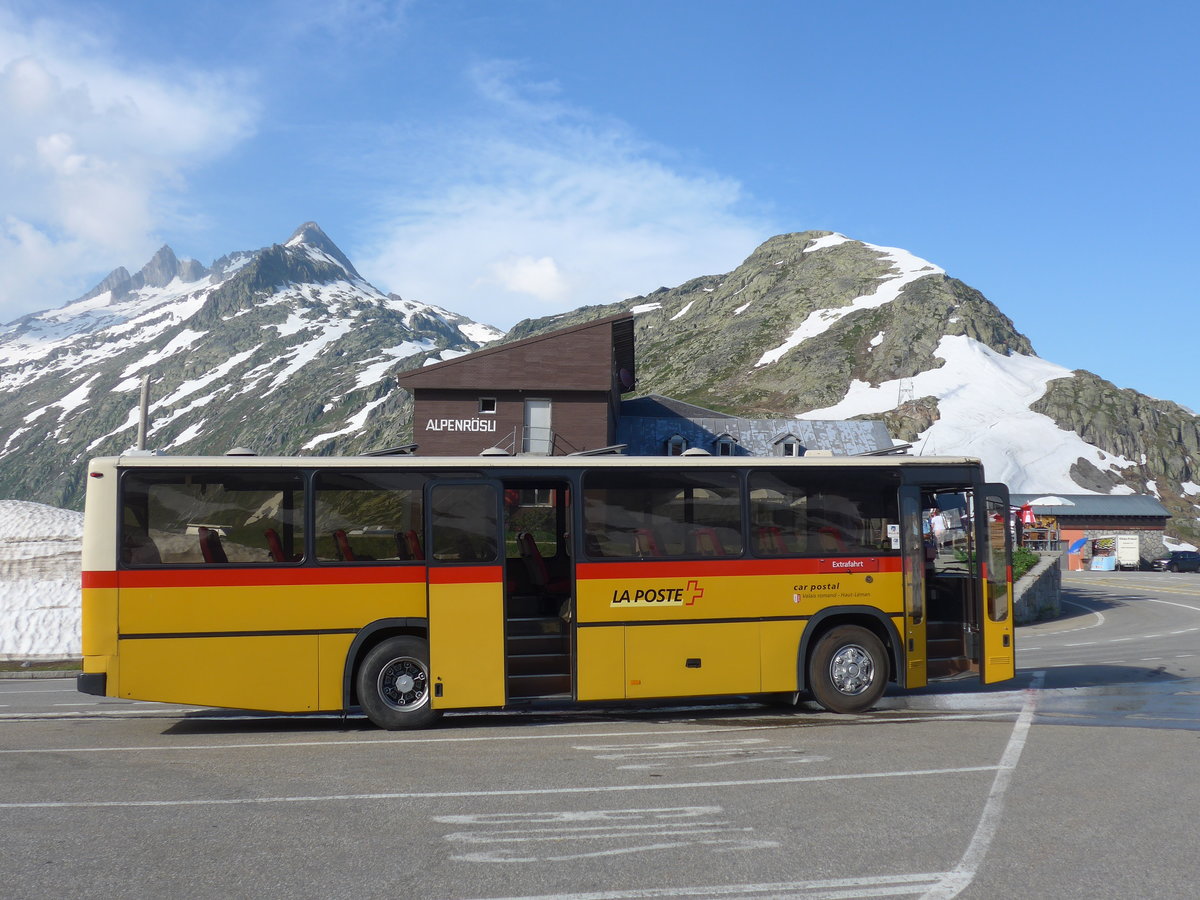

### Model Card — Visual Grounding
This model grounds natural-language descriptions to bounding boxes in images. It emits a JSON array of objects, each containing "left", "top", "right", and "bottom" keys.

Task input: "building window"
[
  {"left": 479, "top": 397, "right": 497, "bottom": 414},
  {"left": 715, "top": 435, "right": 737, "bottom": 456},
  {"left": 666, "top": 434, "right": 687, "bottom": 456},
  {"left": 777, "top": 437, "right": 802, "bottom": 457}
]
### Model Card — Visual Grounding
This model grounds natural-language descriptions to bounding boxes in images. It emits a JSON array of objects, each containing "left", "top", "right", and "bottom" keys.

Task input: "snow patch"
[
  {"left": 0, "top": 501, "right": 83, "bottom": 658},
  {"left": 755, "top": 242, "right": 943, "bottom": 368},
  {"left": 631, "top": 303, "right": 662, "bottom": 315},
  {"left": 354, "top": 341, "right": 436, "bottom": 390},
  {"left": 796, "top": 334, "right": 1135, "bottom": 494},
  {"left": 301, "top": 395, "right": 391, "bottom": 451},
  {"left": 671, "top": 301, "right": 695, "bottom": 321},
  {"left": 803, "top": 233, "right": 852, "bottom": 253}
]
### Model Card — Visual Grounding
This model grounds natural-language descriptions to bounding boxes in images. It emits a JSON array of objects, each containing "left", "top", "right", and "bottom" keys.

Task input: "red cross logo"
[{"left": 685, "top": 580, "right": 704, "bottom": 606}]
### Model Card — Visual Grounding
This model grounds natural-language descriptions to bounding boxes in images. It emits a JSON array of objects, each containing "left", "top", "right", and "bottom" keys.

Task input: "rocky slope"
[
  {"left": 5, "top": 226, "right": 1197, "bottom": 545},
  {"left": 0, "top": 223, "right": 501, "bottom": 509},
  {"left": 509, "top": 231, "right": 1200, "bottom": 544}
]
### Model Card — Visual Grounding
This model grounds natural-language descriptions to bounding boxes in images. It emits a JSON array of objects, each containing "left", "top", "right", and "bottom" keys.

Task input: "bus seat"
[
  {"left": 392, "top": 531, "right": 411, "bottom": 560},
  {"left": 198, "top": 527, "right": 228, "bottom": 564},
  {"left": 584, "top": 532, "right": 605, "bottom": 557},
  {"left": 517, "top": 531, "right": 570, "bottom": 594},
  {"left": 264, "top": 528, "right": 300, "bottom": 563},
  {"left": 633, "top": 528, "right": 664, "bottom": 558},
  {"left": 690, "top": 526, "right": 725, "bottom": 556},
  {"left": 817, "top": 526, "right": 849, "bottom": 553},
  {"left": 755, "top": 525, "right": 786, "bottom": 555},
  {"left": 122, "top": 530, "right": 161, "bottom": 565},
  {"left": 333, "top": 530, "right": 357, "bottom": 562},
  {"left": 405, "top": 530, "right": 424, "bottom": 560}
]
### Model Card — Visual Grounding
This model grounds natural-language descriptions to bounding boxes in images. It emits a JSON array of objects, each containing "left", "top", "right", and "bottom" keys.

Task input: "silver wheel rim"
[
  {"left": 377, "top": 656, "right": 430, "bottom": 712},
  {"left": 829, "top": 643, "right": 875, "bottom": 696}
]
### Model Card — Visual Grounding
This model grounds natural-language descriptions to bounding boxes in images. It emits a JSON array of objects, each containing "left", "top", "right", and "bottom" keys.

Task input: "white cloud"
[
  {"left": 357, "top": 62, "right": 770, "bottom": 329},
  {"left": 0, "top": 10, "right": 257, "bottom": 321},
  {"left": 483, "top": 256, "right": 569, "bottom": 302}
]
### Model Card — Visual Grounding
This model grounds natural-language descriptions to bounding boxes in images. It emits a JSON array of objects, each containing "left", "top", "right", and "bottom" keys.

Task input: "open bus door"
[
  {"left": 977, "top": 483, "right": 1015, "bottom": 683},
  {"left": 425, "top": 481, "right": 507, "bottom": 709},
  {"left": 899, "top": 485, "right": 928, "bottom": 689}
]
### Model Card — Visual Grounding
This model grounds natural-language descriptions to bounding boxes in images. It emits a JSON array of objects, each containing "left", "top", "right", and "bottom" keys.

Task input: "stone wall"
[{"left": 1014, "top": 551, "right": 1062, "bottom": 624}]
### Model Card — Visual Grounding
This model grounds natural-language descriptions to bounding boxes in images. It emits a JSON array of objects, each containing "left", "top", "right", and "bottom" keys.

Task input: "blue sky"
[{"left": 2, "top": 1, "right": 1198, "bottom": 409}]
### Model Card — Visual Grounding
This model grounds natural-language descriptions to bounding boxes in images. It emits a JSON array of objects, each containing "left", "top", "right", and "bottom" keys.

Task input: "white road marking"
[
  {"left": 921, "top": 671, "right": 1043, "bottom": 899},
  {"left": 435, "top": 806, "right": 780, "bottom": 863},
  {"left": 0, "top": 713, "right": 1015, "bottom": 756},
  {"left": 0, "top": 765, "right": 1001, "bottom": 810},
  {"left": 0, "top": 707, "right": 206, "bottom": 720},
  {"left": 1140, "top": 598, "right": 1200, "bottom": 613},
  {"left": 428, "top": 872, "right": 949, "bottom": 898},
  {"left": 577, "top": 737, "right": 827, "bottom": 771},
  {"left": 1049, "top": 599, "right": 1106, "bottom": 633}
]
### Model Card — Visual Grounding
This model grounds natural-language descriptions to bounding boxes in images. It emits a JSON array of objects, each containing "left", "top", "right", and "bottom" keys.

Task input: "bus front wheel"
[
  {"left": 808, "top": 625, "right": 888, "bottom": 713},
  {"left": 357, "top": 636, "right": 441, "bottom": 730}
]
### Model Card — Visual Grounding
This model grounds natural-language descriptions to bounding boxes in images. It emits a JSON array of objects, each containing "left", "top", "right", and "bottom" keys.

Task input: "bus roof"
[{"left": 92, "top": 453, "right": 985, "bottom": 472}]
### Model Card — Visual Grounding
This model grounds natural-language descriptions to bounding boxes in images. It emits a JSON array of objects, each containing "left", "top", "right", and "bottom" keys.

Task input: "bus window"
[
  {"left": 430, "top": 484, "right": 498, "bottom": 563},
  {"left": 120, "top": 470, "right": 305, "bottom": 566},
  {"left": 503, "top": 487, "right": 564, "bottom": 560},
  {"left": 926, "top": 492, "right": 972, "bottom": 574},
  {"left": 582, "top": 470, "right": 742, "bottom": 559},
  {"left": 748, "top": 470, "right": 899, "bottom": 556},
  {"left": 314, "top": 471, "right": 426, "bottom": 563}
]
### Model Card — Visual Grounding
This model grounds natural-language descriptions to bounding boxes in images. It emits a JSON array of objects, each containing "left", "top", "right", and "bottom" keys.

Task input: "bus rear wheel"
[
  {"left": 808, "top": 625, "right": 888, "bottom": 713},
  {"left": 357, "top": 636, "right": 441, "bottom": 730}
]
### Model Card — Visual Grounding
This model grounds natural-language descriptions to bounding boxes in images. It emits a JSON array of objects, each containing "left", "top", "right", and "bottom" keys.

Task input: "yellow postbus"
[{"left": 78, "top": 453, "right": 1015, "bottom": 728}]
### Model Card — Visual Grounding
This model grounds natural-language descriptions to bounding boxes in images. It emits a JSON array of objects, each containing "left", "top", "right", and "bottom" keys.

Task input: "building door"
[{"left": 524, "top": 399, "right": 552, "bottom": 454}]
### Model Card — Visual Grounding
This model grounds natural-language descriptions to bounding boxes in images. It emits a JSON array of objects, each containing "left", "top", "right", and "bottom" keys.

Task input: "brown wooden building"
[{"left": 396, "top": 313, "right": 636, "bottom": 456}]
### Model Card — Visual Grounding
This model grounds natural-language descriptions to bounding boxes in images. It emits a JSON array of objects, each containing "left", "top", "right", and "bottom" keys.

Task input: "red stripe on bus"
[
  {"left": 84, "top": 567, "right": 428, "bottom": 589},
  {"left": 428, "top": 566, "right": 503, "bottom": 585},
  {"left": 82, "top": 571, "right": 118, "bottom": 589},
  {"left": 575, "top": 557, "right": 901, "bottom": 580}
]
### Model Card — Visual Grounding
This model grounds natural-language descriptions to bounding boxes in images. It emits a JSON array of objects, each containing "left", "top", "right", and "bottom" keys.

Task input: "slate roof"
[
  {"left": 1010, "top": 494, "right": 1170, "bottom": 519},
  {"left": 619, "top": 394, "right": 735, "bottom": 420},
  {"left": 617, "top": 395, "right": 895, "bottom": 456}
]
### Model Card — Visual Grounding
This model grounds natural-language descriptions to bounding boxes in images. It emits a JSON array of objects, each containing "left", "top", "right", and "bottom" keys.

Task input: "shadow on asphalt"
[{"left": 160, "top": 696, "right": 813, "bottom": 736}]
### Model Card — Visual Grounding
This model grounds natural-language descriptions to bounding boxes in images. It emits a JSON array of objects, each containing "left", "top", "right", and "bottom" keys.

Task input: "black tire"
[
  {"left": 807, "top": 625, "right": 888, "bottom": 713},
  {"left": 356, "top": 636, "right": 441, "bottom": 730}
]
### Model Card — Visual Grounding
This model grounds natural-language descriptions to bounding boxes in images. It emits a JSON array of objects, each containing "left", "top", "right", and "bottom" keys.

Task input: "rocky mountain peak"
[
  {"left": 285, "top": 221, "right": 360, "bottom": 279},
  {"left": 74, "top": 266, "right": 134, "bottom": 304}
]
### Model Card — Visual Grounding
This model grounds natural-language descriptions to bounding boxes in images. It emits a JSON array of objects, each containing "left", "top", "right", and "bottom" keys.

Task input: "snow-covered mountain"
[
  {"left": 507, "top": 231, "right": 1200, "bottom": 544},
  {"left": 0, "top": 223, "right": 502, "bottom": 508},
  {"left": 5, "top": 225, "right": 1198, "bottom": 544}
]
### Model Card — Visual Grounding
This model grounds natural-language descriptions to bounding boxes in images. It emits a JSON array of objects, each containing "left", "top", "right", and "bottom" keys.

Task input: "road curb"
[{"left": 0, "top": 671, "right": 79, "bottom": 680}]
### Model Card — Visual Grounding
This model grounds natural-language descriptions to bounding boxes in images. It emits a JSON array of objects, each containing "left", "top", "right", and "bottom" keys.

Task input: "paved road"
[{"left": 1, "top": 570, "right": 1198, "bottom": 899}]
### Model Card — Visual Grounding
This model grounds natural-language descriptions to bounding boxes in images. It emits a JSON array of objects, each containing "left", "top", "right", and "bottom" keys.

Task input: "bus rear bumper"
[{"left": 77, "top": 672, "right": 106, "bottom": 696}]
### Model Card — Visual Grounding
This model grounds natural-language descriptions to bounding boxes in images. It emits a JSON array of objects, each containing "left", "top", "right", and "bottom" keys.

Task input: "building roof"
[
  {"left": 619, "top": 393, "right": 735, "bottom": 420},
  {"left": 1011, "top": 493, "right": 1171, "bottom": 518},
  {"left": 396, "top": 312, "right": 635, "bottom": 392},
  {"left": 618, "top": 412, "right": 894, "bottom": 457}
]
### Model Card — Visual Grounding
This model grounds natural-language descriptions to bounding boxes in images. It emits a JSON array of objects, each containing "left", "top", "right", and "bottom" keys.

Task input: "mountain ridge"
[
  {"left": 2, "top": 226, "right": 1197, "bottom": 545},
  {"left": 506, "top": 230, "right": 1200, "bottom": 543},
  {"left": 0, "top": 223, "right": 502, "bottom": 507}
]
